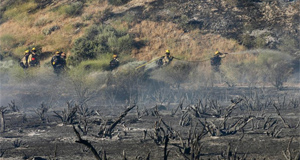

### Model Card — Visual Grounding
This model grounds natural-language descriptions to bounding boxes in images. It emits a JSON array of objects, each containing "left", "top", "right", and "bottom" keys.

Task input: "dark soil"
[{"left": 0, "top": 86, "right": 300, "bottom": 160}]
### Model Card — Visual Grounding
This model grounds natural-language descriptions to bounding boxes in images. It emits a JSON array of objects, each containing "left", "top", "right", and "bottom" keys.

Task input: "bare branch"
[{"left": 73, "top": 126, "right": 101, "bottom": 160}]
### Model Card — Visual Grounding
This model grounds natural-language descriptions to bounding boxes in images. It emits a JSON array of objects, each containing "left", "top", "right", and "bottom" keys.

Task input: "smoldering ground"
[
  {"left": 0, "top": 51, "right": 300, "bottom": 160},
  {"left": 0, "top": 49, "right": 299, "bottom": 113}
]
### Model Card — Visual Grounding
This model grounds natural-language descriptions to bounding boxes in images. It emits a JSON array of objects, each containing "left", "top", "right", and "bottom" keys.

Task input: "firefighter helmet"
[
  {"left": 166, "top": 50, "right": 170, "bottom": 54},
  {"left": 215, "top": 51, "right": 219, "bottom": 55},
  {"left": 113, "top": 54, "right": 118, "bottom": 58},
  {"left": 32, "top": 48, "right": 36, "bottom": 51},
  {"left": 55, "top": 51, "right": 60, "bottom": 54},
  {"left": 24, "top": 50, "right": 30, "bottom": 55}
]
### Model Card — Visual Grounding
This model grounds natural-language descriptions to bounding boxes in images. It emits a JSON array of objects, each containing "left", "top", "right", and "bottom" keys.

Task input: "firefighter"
[
  {"left": 20, "top": 50, "right": 31, "bottom": 69},
  {"left": 28, "top": 47, "right": 40, "bottom": 67},
  {"left": 210, "top": 51, "right": 227, "bottom": 72},
  {"left": 109, "top": 54, "right": 119, "bottom": 70},
  {"left": 60, "top": 52, "right": 66, "bottom": 60},
  {"left": 51, "top": 51, "right": 65, "bottom": 76},
  {"left": 157, "top": 49, "right": 174, "bottom": 66},
  {"left": 60, "top": 52, "right": 67, "bottom": 68}
]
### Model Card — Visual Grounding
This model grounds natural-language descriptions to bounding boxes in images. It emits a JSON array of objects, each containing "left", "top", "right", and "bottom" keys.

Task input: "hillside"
[
  {"left": 0, "top": 0, "right": 299, "bottom": 89},
  {"left": 1, "top": 0, "right": 299, "bottom": 60}
]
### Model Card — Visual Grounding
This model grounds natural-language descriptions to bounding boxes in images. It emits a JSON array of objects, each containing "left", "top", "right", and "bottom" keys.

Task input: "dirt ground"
[{"left": 0, "top": 85, "right": 300, "bottom": 160}]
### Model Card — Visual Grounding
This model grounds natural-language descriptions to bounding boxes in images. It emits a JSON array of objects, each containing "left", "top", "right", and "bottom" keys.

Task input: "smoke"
[
  {"left": 228, "top": 49, "right": 293, "bottom": 60},
  {"left": 0, "top": 64, "right": 77, "bottom": 111},
  {"left": 0, "top": 51, "right": 299, "bottom": 115}
]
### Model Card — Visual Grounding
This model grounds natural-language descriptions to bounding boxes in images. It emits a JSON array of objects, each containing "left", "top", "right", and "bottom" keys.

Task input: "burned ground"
[{"left": 0, "top": 75, "right": 299, "bottom": 160}]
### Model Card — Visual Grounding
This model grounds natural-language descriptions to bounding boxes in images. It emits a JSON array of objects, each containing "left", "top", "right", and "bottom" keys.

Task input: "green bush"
[
  {"left": 108, "top": 34, "right": 133, "bottom": 53},
  {"left": 254, "top": 36, "right": 267, "bottom": 48},
  {"left": 71, "top": 24, "right": 134, "bottom": 63},
  {"left": 277, "top": 35, "right": 299, "bottom": 54},
  {"left": 58, "top": 2, "right": 84, "bottom": 17},
  {"left": 108, "top": 0, "right": 130, "bottom": 6}
]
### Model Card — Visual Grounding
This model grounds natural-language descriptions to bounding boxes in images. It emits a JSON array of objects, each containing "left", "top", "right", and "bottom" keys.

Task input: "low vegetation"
[{"left": 70, "top": 24, "right": 133, "bottom": 64}]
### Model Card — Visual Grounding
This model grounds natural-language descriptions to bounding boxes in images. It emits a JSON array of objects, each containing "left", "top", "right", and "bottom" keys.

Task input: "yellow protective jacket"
[
  {"left": 20, "top": 55, "right": 30, "bottom": 68},
  {"left": 162, "top": 55, "right": 174, "bottom": 65}
]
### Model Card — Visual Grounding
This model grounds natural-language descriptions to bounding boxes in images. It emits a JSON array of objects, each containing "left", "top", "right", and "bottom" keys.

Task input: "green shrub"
[
  {"left": 58, "top": 2, "right": 84, "bottom": 17},
  {"left": 108, "top": 0, "right": 130, "bottom": 6},
  {"left": 277, "top": 35, "right": 299, "bottom": 54},
  {"left": 254, "top": 36, "right": 267, "bottom": 48},
  {"left": 108, "top": 34, "right": 133, "bottom": 53},
  {"left": 71, "top": 24, "right": 134, "bottom": 63}
]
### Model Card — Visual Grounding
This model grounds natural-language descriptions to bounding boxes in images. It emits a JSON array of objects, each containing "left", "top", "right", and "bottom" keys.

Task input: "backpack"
[
  {"left": 210, "top": 56, "right": 221, "bottom": 66},
  {"left": 110, "top": 59, "right": 119, "bottom": 69},
  {"left": 29, "top": 54, "right": 39, "bottom": 66},
  {"left": 51, "top": 55, "right": 60, "bottom": 66}
]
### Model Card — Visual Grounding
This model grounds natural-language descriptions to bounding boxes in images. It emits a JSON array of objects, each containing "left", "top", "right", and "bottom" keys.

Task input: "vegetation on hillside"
[{"left": 0, "top": 0, "right": 299, "bottom": 89}]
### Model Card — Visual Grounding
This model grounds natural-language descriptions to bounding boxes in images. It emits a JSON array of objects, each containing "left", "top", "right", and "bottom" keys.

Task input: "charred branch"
[
  {"left": 273, "top": 104, "right": 291, "bottom": 128},
  {"left": 175, "top": 124, "right": 206, "bottom": 160},
  {"left": 0, "top": 149, "right": 5, "bottom": 157},
  {"left": 8, "top": 100, "right": 19, "bottom": 112},
  {"left": 53, "top": 102, "right": 78, "bottom": 124},
  {"left": 73, "top": 126, "right": 101, "bottom": 160},
  {"left": 164, "top": 135, "right": 170, "bottom": 160},
  {"left": 198, "top": 98, "right": 255, "bottom": 136},
  {"left": 98, "top": 105, "right": 136, "bottom": 138},
  {"left": 34, "top": 103, "right": 50, "bottom": 123},
  {"left": 171, "top": 99, "right": 184, "bottom": 116}
]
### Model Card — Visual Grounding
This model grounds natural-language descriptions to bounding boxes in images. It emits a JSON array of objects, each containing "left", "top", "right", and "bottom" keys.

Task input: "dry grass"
[{"left": 129, "top": 21, "right": 245, "bottom": 61}]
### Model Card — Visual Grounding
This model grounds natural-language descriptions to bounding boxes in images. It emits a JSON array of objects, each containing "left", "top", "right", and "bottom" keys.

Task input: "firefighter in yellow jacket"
[
  {"left": 19, "top": 50, "right": 31, "bottom": 69},
  {"left": 157, "top": 50, "right": 174, "bottom": 66},
  {"left": 28, "top": 47, "right": 40, "bottom": 67},
  {"left": 210, "top": 51, "right": 227, "bottom": 72}
]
